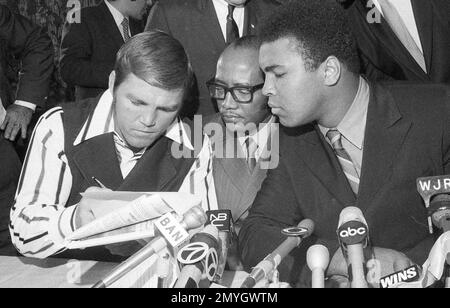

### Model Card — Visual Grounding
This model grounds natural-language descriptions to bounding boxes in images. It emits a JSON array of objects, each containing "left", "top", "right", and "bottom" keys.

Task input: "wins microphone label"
[
  {"left": 206, "top": 210, "right": 232, "bottom": 231},
  {"left": 155, "top": 212, "right": 190, "bottom": 247},
  {"left": 379, "top": 265, "right": 420, "bottom": 288}
]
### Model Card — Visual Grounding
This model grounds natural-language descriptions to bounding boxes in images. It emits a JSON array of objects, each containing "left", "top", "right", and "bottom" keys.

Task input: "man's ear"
[
  {"left": 108, "top": 71, "right": 116, "bottom": 93},
  {"left": 321, "top": 56, "right": 341, "bottom": 87}
]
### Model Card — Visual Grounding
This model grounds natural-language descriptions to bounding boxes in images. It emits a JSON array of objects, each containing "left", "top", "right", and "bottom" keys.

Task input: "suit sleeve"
[
  {"left": 238, "top": 153, "right": 339, "bottom": 285},
  {"left": 144, "top": 2, "right": 171, "bottom": 34},
  {"left": 0, "top": 5, "right": 53, "bottom": 108},
  {"left": 59, "top": 18, "right": 113, "bottom": 89}
]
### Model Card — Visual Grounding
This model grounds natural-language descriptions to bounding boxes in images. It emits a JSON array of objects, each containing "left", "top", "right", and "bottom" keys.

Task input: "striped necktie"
[
  {"left": 377, "top": 0, "right": 427, "bottom": 73},
  {"left": 226, "top": 4, "right": 239, "bottom": 44},
  {"left": 121, "top": 18, "right": 131, "bottom": 42},
  {"left": 326, "top": 129, "right": 360, "bottom": 195},
  {"left": 245, "top": 136, "right": 257, "bottom": 172}
]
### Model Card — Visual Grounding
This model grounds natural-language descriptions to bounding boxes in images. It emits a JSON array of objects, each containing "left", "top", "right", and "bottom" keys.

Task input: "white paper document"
[{"left": 64, "top": 191, "right": 201, "bottom": 249}]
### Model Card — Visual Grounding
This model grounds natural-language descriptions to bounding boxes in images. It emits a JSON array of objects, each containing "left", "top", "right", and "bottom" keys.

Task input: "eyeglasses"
[{"left": 206, "top": 79, "right": 264, "bottom": 104}]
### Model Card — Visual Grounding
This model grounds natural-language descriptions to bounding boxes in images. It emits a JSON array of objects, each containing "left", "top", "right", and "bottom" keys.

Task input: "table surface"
[
  {"left": 0, "top": 256, "right": 254, "bottom": 288},
  {"left": 0, "top": 256, "right": 118, "bottom": 288}
]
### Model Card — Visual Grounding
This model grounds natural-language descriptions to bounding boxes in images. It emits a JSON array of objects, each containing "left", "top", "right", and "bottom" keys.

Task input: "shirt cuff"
[
  {"left": 14, "top": 100, "right": 36, "bottom": 112},
  {"left": 57, "top": 205, "right": 78, "bottom": 241}
]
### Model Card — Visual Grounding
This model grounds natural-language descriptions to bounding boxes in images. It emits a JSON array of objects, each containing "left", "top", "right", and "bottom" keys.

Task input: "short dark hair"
[
  {"left": 114, "top": 31, "right": 193, "bottom": 94},
  {"left": 259, "top": 0, "right": 360, "bottom": 73}
]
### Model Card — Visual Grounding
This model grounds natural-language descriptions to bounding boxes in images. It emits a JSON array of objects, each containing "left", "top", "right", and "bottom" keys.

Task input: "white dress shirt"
[
  {"left": 212, "top": 0, "right": 245, "bottom": 41},
  {"left": 372, "top": 0, "right": 423, "bottom": 53},
  {"left": 10, "top": 90, "right": 218, "bottom": 259},
  {"left": 104, "top": 0, "right": 131, "bottom": 41}
]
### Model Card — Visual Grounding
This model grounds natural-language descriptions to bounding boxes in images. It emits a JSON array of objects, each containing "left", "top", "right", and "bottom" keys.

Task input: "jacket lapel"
[
  {"left": 198, "top": 0, "right": 226, "bottom": 50},
  {"left": 98, "top": 2, "right": 125, "bottom": 49},
  {"left": 296, "top": 125, "right": 356, "bottom": 208},
  {"left": 355, "top": 0, "right": 429, "bottom": 81},
  {"left": 356, "top": 83, "right": 412, "bottom": 210},
  {"left": 70, "top": 132, "right": 124, "bottom": 190}
]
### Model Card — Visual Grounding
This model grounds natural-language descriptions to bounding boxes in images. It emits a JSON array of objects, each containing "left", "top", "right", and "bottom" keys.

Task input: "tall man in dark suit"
[
  {"left": 11, "top": 32, "right": 217, "bottom": 261},
  {"left": 60, "top": 0, "right": 149, "bottom": 101},
  {"left": 239, "top": 0, "right": 450, "bottom": 287},
  {"left": 146, "top": 0, "right": 280, "bottom": 117},
  {"left": 0, "top": 5, "right": 53, "bottom": 255},
  {"left": 341, "top": 0, "right": 450, "bottom": 84},
  {"left": 0, "top": 5, "right": 53, "bottom": 141},
  {"left": 205, "top": 36, "right": 278, "bottom": 269}
]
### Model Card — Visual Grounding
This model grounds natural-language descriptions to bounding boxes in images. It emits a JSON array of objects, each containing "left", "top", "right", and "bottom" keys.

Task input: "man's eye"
[
  {"left": 275, "top": 73, "right": 286, "bottom": 78},
  {"left": 131, "top": 100, "right": 144, "bottom": 106}
]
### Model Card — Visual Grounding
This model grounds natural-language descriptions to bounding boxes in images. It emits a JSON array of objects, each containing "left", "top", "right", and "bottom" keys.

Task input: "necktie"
[
  {"left": 326, "top": 129, "right": 360, "bottom": 195},
  {"left": 121, "top": 18, "right": 131, "bottom": 42},
  {"left": 377, "top": 0, "right": 427, "bottom": 73},
  {"left": 245, "top": 136, "right": 258, "bottom": 172},
  {"left": 226, "top": 4, "right": 240, "bottom": 44}
]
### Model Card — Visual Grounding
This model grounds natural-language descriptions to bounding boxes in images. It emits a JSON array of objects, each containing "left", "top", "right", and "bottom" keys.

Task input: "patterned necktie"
[
  {"left": 377, "top": 0, "right": 427, "bottom": 73},
  {"left": 245, "top": 136, "right": 258, "bottom": 172},
  {"left": 326, "top": 129, "right": 360, "bottom": 195},
  {"left": 226, "top": 4, "right": 239, "bottom": 44},
  {"left": 121, "top": 18, "right": 131, "bottom": 42}
]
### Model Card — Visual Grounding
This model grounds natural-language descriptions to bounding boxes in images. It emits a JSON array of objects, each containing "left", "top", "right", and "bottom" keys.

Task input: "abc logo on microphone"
[{"left": 337, "top": 221, "right": 368, "bottom": 246}]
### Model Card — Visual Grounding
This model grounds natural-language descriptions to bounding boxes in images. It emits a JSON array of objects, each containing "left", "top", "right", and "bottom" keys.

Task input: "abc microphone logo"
[{"left": 338, "top": 221, "right": 368, "bottom": 246}]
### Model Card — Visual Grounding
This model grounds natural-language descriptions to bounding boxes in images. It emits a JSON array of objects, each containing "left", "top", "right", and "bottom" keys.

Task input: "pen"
[{"left": 92, "top": 176, "right": 107, "bottom": 189}]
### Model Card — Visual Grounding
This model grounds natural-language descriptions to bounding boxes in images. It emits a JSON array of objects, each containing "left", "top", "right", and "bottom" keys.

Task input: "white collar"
[
  {"left": 73, "top": 90, "right": 194, "bottom": 151},
  {"left": 104, "top": 0, "right": 127, "bottom": 26}
]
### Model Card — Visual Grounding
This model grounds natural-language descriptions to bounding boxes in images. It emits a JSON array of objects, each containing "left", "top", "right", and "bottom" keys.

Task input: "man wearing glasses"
[{"left": 204, "top": 35, "right": 278, "bottom": 270}]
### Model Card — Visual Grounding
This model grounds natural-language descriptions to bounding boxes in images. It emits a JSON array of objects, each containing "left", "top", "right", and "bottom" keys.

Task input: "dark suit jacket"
[
  {"left": 0, "top": 5, "right": 53, "bottom": 108},
  {"left": 239, "top": 82, "right": 450, "bottom": 284},
  {"left": 346, "top": 0, "right": 450, "bottom": 84},
  {"left": 146, "top": 0, "right": 280, "bottom": 117},
  {"left": 0, "top": 136, "right": 21, "bottom": 255},
  {"left": 60, "top": 2, "right": 143, "bottom": 101}
]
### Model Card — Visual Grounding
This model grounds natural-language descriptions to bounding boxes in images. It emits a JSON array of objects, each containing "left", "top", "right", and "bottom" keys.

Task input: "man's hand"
[
  {"left": 74, "top": 187, "right": 112, "bottom": 229},
  {"left": 1, "top": 104, "right": 33, "bottom": 141}
]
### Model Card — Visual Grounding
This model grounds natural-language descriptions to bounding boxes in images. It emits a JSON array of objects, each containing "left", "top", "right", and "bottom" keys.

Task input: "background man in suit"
[
  {"left": 0, "top": 5, "right": 53, "bottom": 141},
  {"left": 340, "top": 0, "right": 450, "bottom": 84},
  {"left": 60, "top": 0, "right": 149, "bottom": 101},
  {"left": 0, "top": 5, "right": 53, "bottom": 256},
  {"left": 205, "top": 36, "right": 278, "bottom": 270},
  {"left": 11, "top": 32, "right": 217, "bottom": 262},
  {"left": 146, "top": 0, "right": 280, "bottom": 117},
  {"left": 239, "top": 0, "right": 450, "bottom": 287}
]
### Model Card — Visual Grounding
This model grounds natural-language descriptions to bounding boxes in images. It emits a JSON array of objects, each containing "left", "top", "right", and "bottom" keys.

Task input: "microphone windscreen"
[
  {"left": 307, "top": 244, "right": 330, "bottom": 271},
  {"left": 182, "top": 206, "right": 208, "bottom": 230},
  {"left": 338, "top": 206, "right": 368, "bottom": 228},
  {"left": 298, "top": 219, "right": 315, "bottom": 237}
]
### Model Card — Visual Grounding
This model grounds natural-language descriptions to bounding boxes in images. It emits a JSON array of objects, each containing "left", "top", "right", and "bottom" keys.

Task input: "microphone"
[
  {"left": 337, "top": 206, "right": 370, "bottom": 288},
  {"left": 92, "top": 206, "right": 207, "bottom": 288},
  {"left": 175, "top": 224, "right": 220, "bottom": 288},
  {"left": 205, "top": 210, "right": 232, "bottom": 283},
  {"left": 417, "top": 175, "right": 450, "bottom": 234},
  {"left": 240, "top": 218, "right": 315, "bottom": 288},
  {"left": 429, "top": 194, "right": 450, "bottom": 232},
  {"left": 307, "top": 244, "right": 330, "bottom": 288}
]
